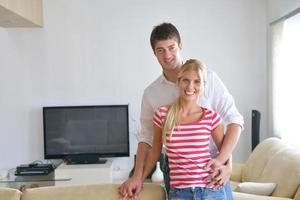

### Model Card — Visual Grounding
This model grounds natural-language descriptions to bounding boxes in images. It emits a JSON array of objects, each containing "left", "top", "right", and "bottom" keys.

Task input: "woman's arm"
[
  {"left": 211, "top": 122, "right": 225, "bottom": 152},
  {"left": 142, "top": 124, "right": 163, "bottom": 181}
]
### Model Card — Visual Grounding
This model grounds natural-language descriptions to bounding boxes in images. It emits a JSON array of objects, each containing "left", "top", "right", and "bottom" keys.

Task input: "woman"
[{"left": 141, "top": 59, "right": 233, "bottom": 199}]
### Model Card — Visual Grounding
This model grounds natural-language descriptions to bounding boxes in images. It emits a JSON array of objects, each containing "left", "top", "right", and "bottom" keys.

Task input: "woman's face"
[{"left": 178, "top": 70, "right": 201, "bottom": 103}]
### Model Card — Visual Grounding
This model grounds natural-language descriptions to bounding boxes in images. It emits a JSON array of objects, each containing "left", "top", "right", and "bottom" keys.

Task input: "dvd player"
[{"left": 15, "top": 163, "right": 54, "bottom": 176}]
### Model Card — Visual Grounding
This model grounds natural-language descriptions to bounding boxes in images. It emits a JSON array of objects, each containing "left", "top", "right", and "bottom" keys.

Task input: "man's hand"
[
  {"left": 204, "top": 158, "right": 223, "bottom": 171},
  {"left": 118, "top": 175, "right": 143, "bottom": 199},
  {"left": 204, "top": 159, "right": 232, "bottom": 189}
]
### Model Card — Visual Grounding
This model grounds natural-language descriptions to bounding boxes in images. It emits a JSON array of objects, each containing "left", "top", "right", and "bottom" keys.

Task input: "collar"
[{"left": 159, "top": 73, "right": 177, "bottom": 86}]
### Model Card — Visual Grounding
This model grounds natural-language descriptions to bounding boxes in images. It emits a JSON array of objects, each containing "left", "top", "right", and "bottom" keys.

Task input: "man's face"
[{"left": 153, "top": 38, "right": 182, "bottom": 72}]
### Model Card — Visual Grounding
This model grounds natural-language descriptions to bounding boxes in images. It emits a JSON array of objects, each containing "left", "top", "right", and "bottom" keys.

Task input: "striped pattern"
[{"left": 153, "top": 106, "right": 222, "bottom": 188}]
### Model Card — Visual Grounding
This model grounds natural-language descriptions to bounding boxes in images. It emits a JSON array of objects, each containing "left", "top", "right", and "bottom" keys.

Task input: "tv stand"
[
  {"left": 65, "top": 154, "right": 106, "bottom": 165},
  {"left": 55, "top": 160, "right": 112, "bottom": 186},
  {"left": 65, "top": 159, "right": 107, "bottom": 165}
]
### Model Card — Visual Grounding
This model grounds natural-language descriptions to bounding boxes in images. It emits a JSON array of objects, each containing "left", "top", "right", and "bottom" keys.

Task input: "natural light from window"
[{"left": 273, "top": 13, "right": 300, "bottom": 147}]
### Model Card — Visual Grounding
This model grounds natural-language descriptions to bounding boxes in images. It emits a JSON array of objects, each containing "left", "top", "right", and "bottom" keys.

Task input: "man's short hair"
[{"left": 150, "top": 23, "right": 181, "bottom": 51}]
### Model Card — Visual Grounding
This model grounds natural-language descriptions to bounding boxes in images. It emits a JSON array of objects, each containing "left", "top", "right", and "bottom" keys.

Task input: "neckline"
[{"left": 177, "top": 107, "right": 206, "bottom": 125}]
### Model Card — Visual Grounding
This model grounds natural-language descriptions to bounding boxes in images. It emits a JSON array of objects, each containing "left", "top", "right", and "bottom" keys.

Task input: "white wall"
[{"left": 0, "top": 0, "right": 267, "bottom": 170}]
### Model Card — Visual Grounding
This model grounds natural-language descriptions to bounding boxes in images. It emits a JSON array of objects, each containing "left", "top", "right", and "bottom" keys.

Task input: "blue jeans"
[
  {"left": 169, "top": 187, "right": 226, "bottom": 200},
  {"left": 161, "top": 153, "right": 170, "bottom": 195},
  {"left": 224, "top": 181, "right": 233, "bottom": 200},
  {"left": 161, "top": 154, "right": 233, "bottom": 200}
]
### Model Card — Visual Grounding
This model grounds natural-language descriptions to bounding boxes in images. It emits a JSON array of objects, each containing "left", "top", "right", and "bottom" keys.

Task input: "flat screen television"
[{"left": 43, "top": 105, "right": 129, "bottom": 164}]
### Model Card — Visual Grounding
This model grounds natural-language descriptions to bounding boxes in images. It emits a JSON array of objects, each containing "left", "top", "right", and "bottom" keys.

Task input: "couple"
[{"left": 119, "top": 23, "right": 244, "bottom": 200}]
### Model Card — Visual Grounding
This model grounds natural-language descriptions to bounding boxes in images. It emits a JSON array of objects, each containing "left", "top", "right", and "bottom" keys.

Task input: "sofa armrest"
[
  {"left": 294, "top": 185, "right": 300, "bottom": 200},
  {"left": 231, "top": 163, "right": 244, "bottom": 182},
  {"left": 0, "top": 187, "right": 21, "bottom": 200}
]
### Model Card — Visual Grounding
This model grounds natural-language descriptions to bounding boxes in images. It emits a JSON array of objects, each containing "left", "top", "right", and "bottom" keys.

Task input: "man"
[{"left": 119, "top": 22, "right": 244, "bottom": 199}]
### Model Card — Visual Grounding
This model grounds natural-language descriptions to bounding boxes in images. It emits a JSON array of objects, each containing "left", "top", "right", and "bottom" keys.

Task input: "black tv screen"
[{"left": 43, "top": 105, "right": 129, "bottom": 164}]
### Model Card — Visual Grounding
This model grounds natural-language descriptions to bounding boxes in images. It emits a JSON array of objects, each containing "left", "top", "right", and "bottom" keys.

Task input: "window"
[{"left": 271, "top": 12, "right": 300, "bottom": 147}]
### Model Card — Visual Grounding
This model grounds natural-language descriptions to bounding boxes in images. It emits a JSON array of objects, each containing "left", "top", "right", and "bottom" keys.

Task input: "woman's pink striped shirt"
[{"left": 153, "top": 106, "right": 222, "bottom": 188}]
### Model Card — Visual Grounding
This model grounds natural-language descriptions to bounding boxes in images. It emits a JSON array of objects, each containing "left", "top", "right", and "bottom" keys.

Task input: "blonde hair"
[{"left": 162, "top": 59, "right": 205, "bottom": 144}]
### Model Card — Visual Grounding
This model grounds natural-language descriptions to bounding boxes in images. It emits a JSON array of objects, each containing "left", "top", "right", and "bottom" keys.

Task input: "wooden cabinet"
[{"left": 0, "top": 0, "right": 43, "bottom": 27}]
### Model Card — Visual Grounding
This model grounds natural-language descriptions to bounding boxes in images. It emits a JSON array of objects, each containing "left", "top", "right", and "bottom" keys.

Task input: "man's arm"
[
  {"left": 142, "top": 124, "right": 163, "bottom": 181},
  {"left": 119, "top": 112, "right": 163, "bottom": 198},
  {"left": 221, "top": 124, "right": 241, "bottom": 161},
  {"left": 208, "top": 70, "right": 244, "bottom": 128},
  {"left": 134, "top": 142, "right": 151, "bottom": 178},
  {"left": 204, "top": 70, "right": 244, "bottom": 187},
  {"left": 133, "top": 142, "right": 151, "bottom": 178},
  {"left": 118, "top": 142, "right": 150, "bottom": 198},
  {"left": 118, "top": 91, "right": 155, "bottom": 198}
]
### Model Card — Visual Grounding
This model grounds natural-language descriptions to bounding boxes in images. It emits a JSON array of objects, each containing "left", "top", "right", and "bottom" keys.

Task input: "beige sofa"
[
  {"left": 0, "top": 183, "right": 166, "bottom": 200},
  {"left": 231, "top": 137, "right": 300, "bottom": 200},
  {"left": 1, "top": 137, "right": 300, "bottom": 200}
]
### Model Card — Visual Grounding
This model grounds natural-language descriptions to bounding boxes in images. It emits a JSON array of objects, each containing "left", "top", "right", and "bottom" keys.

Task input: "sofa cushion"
[
  {"left": 260, "top": 148, "right": 300, "bottom": 198},
  {"left": 0, "top": 187, "right": 21, "bottom": 200},
  {"left": 231, "top": 163, "right": 244, "bottom": 182},
  {"left": 234, "top": 182, "right": 276, "bottom": 196},
  {"left": 234, "top": 191, "right": 292, "bottom": 200},
  {"left": 242, "top": 138, "right": 287, "bottom": 182},
  {"left": 21, "top": 183, "right": 166, "bottom": 200},
  {"left": 230, "top": 181, "right": 240, "bottom": 191}
]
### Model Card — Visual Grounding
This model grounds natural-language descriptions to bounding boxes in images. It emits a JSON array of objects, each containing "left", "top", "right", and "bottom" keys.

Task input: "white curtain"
[{"left": 271, "top": 13, "right": 300, "bottom": 146}]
